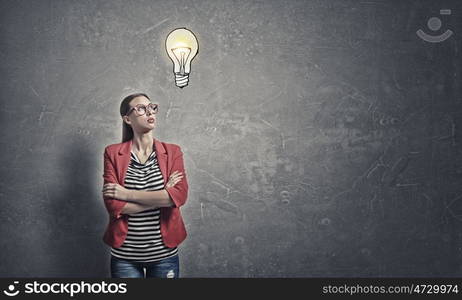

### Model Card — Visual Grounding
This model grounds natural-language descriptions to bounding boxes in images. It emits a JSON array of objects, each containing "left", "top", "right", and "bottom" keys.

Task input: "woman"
[{"left": 101, "top": 92, "right": 188, "bottom": 278}]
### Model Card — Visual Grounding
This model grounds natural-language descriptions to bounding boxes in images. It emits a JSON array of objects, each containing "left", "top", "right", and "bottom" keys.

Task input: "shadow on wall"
[{"left": 46, "top": 135, "right": 109, "bottom": 277}]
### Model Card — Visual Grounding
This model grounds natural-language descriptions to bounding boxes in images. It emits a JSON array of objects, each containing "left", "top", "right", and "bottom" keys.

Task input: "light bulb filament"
[{"left": 172, "top": 47, "right": 191, "bottom": 75}]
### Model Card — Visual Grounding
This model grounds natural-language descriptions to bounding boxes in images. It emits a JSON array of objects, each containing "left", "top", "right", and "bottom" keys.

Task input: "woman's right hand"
[{"left": 165, "top": 170, "right": 184, "bottom": 188}]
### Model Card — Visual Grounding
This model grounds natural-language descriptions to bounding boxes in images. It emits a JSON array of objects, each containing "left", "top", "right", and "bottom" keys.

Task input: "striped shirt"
[{"left": 110, "top": 148, "right": 178, "bottom": 262}]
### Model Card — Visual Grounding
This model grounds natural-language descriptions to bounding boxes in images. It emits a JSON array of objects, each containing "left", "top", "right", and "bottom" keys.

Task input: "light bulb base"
[{"left": 175, "top": 73, "right": 189, "bottom": 88}]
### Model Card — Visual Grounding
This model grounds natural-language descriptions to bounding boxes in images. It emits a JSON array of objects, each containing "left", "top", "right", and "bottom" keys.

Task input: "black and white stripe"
[{"left": 110, "top": 148, "right": 178, "bottom": 262}]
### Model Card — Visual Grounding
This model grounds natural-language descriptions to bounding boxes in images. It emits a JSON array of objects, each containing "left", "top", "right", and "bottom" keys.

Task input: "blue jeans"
[{"left": 110, "top": 254, "right": 180, "bottom": 278}]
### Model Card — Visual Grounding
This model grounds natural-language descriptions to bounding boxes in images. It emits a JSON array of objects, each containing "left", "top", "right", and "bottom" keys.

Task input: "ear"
[{"left": 123, "top": 115, "right": 131, "bottom": 125}]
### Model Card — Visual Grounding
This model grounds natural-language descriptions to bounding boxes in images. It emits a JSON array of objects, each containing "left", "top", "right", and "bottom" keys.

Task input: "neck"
[{"left": 132, "top": 132, "right": 154, "bottom": 154}]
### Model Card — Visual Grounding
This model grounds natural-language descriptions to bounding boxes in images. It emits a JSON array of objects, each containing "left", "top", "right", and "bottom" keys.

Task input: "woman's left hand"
[{"left": 102, "top": 183, "right": 131, "bottom": 201}]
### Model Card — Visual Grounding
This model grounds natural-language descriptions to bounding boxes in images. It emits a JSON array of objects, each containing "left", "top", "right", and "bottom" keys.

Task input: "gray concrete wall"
[{"left": 1, "top": 0, "right": 462, "bottom": 277}]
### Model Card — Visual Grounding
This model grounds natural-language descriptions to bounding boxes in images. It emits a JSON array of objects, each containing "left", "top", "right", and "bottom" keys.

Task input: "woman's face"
[{"left": 123, "top": 96, "right": 157, "bottom": 133}]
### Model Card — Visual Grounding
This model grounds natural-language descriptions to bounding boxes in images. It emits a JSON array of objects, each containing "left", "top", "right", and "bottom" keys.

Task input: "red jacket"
[{"left": 102, "top": 137, "right": 188, "bottom": 248}]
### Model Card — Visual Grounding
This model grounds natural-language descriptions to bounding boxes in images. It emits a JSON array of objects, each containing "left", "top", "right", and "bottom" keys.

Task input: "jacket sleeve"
[
  {"left": 165, "top": 146, "right": 189, "bottom": 208},
  {"left": 103, "top": 147, "right": 127, "bottom": 219}
]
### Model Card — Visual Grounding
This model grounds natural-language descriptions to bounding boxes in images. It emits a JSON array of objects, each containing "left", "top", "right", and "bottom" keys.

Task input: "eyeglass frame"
[{"left": 125, "top": 103, "right": 159, "bottom": 116}]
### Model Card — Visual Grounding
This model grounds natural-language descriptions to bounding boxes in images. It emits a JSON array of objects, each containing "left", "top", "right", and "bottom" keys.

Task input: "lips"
[{"left": 147, "top": 118, "right": 155, "bottom": 123}]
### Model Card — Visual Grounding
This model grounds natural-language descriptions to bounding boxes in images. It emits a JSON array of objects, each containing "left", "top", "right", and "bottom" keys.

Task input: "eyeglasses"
[{"left": 126, "top": 103, "right": 159, "bottom": 116}]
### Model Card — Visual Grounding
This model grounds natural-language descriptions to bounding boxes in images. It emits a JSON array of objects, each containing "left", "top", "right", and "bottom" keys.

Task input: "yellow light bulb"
[{"left": 165, "top": 27, "right": 199, "bottom": 88}]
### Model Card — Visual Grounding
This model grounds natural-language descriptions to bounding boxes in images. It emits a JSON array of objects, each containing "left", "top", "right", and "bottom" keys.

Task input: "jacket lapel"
[{"left": 154, "top": 138, "right": 168, "bottom": 185}]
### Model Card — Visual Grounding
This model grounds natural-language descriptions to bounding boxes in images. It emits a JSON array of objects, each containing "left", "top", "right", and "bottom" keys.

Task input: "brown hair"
[{"left": 119, "top": 93, "right": 150, "bottom": 143}]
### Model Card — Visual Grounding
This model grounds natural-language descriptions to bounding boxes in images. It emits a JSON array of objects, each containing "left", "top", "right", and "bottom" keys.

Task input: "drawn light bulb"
[{"left": 165, "top": 27, "right": 199, "bottom": 88}]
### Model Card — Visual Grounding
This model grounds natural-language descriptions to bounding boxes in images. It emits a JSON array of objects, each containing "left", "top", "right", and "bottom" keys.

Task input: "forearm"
[
  {"left": 121, "top": 202, "right": 158, "bottom": 215},
  {"left": 126, "top": 189, "right": 174, "bottom": 207}
]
